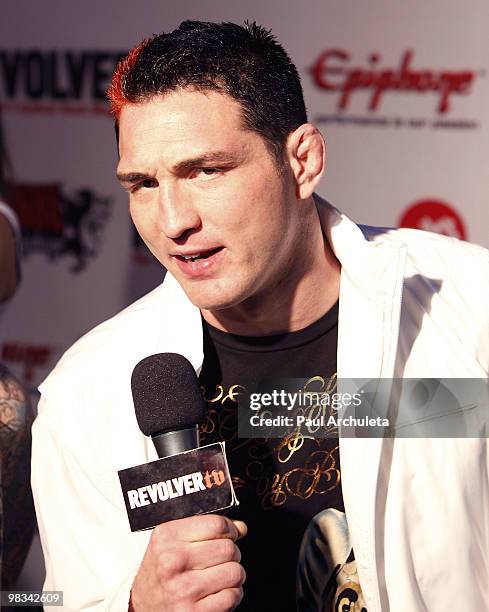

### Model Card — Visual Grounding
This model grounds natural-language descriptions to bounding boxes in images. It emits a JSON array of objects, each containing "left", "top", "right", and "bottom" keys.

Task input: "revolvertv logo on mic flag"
[{"left": 118, "top": 442, "right": 237, "bottom": 532}]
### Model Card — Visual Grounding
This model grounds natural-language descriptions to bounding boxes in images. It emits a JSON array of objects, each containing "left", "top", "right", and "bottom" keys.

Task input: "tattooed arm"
[{"left": 0, "top": 364, "right": 36, "bottom": 590}]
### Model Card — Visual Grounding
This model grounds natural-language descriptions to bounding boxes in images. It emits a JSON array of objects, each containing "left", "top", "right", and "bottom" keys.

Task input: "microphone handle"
[{"left": 151, "top": 425, "right": 200, "bottom": 458}]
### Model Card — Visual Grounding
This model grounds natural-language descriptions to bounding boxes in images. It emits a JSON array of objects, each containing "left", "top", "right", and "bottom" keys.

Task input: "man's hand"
[{"left": 130, "top": 514, "right": 247, "bottom": 612}]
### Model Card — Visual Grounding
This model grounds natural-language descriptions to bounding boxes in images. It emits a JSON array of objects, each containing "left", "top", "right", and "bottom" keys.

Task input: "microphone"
[
  {"left": 118, "top": 352, "right": 238, "bottom": 531},
  {"left": 131, "top": 353, "right": 206, "bottom": 458}
]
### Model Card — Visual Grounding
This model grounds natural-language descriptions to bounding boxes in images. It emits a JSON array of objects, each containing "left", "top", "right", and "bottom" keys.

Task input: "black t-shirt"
[{"left": 199, "top": 302, "right": 367, "bottom": 611}]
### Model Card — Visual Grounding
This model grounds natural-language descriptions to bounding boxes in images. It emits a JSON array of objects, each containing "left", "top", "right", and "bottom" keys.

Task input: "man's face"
[{"left": 117, "top": 89, "right": 303, "bottom": 312}]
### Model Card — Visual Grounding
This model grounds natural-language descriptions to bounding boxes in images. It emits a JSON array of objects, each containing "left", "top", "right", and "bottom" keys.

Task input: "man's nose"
[{"left": 158, "top": 183, "right": 201, "bottom": 239}]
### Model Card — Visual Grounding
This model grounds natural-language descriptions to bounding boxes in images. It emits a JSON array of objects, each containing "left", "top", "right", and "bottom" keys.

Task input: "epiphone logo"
[{"left": 310, "top": 49, "right": 475, "bottom": 113}]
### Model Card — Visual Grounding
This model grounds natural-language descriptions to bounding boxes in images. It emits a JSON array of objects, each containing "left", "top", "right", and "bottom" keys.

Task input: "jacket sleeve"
[{"left": 31, "top": 396, "right": 147, "bottom": 611}]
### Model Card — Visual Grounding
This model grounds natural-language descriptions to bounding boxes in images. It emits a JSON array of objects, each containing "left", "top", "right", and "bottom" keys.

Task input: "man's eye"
[
  {"left": 195, "top": 167, "right": 221, "bottom": 178},
  {"left": 132, "top": 178, "right": 157, "bottom": 192},
  {"left": 141, "top": 178, "right": 158, "bottom": 188}
]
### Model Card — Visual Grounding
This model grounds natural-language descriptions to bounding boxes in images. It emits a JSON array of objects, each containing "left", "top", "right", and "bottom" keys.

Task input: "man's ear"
[{"left": 286, "top": 123, "right": 325, "bottom": 199}]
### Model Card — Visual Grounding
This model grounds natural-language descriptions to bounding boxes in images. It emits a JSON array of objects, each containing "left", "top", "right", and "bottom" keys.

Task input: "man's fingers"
[
  {"left": 232, "top": 520, "right": 247, "bottom": 541},
  {"left": 195, "top": 587, "right": 244, "bottom": 612},
  {"left": 153, "top": 514, "right": 247, "bottom": 544},
  {"left": 133, "top": 515, "right": 248, "bottom": 610},
  {"left": 187, "top": 538, "right": 241, "bottom": 570},
  {"left": 176, "top": 561, "right": 246, "bottom": 601}
]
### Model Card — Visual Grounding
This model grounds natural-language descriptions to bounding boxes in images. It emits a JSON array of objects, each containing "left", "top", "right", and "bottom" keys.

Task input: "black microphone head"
[{"left": 131, "top": 353, "right": 206, "bottom": 437}]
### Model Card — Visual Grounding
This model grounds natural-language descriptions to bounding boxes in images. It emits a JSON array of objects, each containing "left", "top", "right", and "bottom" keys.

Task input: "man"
[{"left": 32, "top": 21, "right": 489, "bottom": 612}]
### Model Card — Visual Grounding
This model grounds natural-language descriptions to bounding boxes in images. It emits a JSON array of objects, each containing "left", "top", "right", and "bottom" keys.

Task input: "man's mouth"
[
  {"left": 174, "top": 247, "right": 223, "bottom": 262},
  {"left": 172, "top": 246, "right": 225, "bottom": 278}
]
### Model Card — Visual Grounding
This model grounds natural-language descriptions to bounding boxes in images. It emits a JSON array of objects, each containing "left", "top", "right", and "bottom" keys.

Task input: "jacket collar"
[{"left": 315, "top": 196, "right": 407, "bottom": 379}]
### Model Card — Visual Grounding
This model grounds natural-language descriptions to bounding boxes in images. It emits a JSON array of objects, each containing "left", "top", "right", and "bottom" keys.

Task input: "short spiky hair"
[{"left": 107, "top": 20, "right": 308, "bottom": 163}]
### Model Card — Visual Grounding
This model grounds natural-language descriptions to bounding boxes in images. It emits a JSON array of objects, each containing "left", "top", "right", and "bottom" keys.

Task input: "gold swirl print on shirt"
[
  {"left": 249, "top": 444, "right": 341, "bottom": 510},
  {"left": 200, "top": 376, "right": 341, "bottom": 509}
]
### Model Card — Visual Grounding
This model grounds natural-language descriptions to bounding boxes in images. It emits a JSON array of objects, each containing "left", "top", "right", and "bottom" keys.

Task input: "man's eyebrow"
[
  {"left": 116, "top": 171, "right": 153, "bottom": 185},
  {"left": 173, "top": 151, "right": 244, "bottom": 173}
]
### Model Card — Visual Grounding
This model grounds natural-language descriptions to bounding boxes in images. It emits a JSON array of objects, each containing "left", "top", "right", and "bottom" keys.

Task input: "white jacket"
[{"left": 32, "top": 201, "right": 489, "bottom": 611}]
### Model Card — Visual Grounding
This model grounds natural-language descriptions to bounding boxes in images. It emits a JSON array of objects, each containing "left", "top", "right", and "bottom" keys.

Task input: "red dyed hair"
[{"left": 107, "top": 39, "right": 149, "bottom": 121}]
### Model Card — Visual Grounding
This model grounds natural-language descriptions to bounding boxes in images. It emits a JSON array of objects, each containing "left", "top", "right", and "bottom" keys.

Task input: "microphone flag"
[{"left": 118, "top": 442, "right": 238, "bottom": 532}]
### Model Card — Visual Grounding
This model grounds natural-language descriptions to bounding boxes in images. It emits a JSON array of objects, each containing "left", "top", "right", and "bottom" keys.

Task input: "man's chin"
[
  {"left": 189, "top": 296, "right": 239, "bottom": 312},
  {"left": 181, "top": 284, "right": 246, "bottom": 312}
]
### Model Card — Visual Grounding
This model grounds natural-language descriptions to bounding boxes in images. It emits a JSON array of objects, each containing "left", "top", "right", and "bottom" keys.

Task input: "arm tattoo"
[
  {"left": 0, "top": 363, "right": 33, "bottom": 453},
  {"left": 0, "top": 363, "right": 35, "bottom": 590}
]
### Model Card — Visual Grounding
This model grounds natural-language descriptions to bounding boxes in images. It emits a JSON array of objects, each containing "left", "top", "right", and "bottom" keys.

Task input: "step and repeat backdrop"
[{"left": 1, "top": 0, "right": 488, "bottom": 586}]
